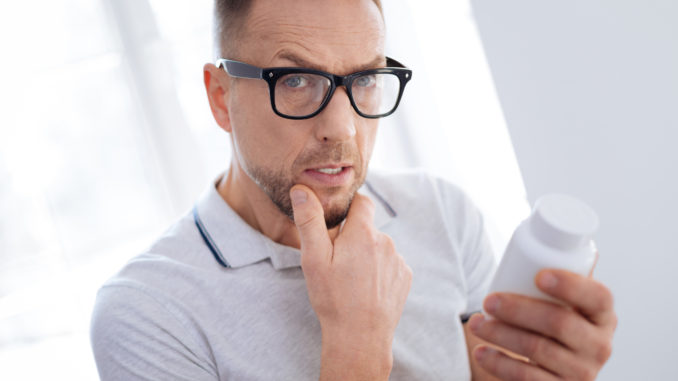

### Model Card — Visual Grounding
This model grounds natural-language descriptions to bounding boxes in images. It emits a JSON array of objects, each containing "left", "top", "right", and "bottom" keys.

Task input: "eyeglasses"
[{"left": 216, "top": 57, "right": 412, "bottom": 120}]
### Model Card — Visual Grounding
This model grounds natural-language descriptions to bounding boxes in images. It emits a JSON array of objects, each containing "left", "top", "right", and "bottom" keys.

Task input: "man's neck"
[{"left": 216, "top": 161, "right": 339, "bottom": 249}]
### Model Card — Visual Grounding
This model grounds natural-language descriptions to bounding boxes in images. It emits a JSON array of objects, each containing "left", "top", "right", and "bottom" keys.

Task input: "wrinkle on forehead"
[{"left": 241, "top": 0, "right": 385, "bottom": 71}]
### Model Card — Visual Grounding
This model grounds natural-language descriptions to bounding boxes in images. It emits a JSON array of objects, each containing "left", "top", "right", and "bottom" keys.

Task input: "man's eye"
[
  {"left": 283, "top": 75, "right": 308, "bottom": 88},
  {"left": 355, "top": 75, "right": 376, "bottom": 88}
]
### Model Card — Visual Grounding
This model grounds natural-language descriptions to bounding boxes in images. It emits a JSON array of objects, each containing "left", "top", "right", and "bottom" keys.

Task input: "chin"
[
  {"left": 316, "top": 186, "right": 349, "bottom": 208},
  {"left": 319, "top": 189, "right": 355, "bottom": 229}
]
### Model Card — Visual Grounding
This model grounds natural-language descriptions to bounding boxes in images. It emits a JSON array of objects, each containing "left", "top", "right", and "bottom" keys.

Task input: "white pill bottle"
[{"left": 487, "top": 194, "right": 599, "bottom": 304}]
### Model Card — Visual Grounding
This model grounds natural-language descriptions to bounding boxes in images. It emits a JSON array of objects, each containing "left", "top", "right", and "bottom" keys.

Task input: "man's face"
[{"left": 224, "top": 0, "right": 385, "bottom": 228}]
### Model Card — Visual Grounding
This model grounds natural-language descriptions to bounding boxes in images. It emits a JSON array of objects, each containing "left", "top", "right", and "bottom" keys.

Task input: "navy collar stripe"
[
  {"left": 193, "top": 205, "right": 231, "bottom": 268},
  {"left": 365, "top": 180, "right": 397, "bottom": 218},
  {"left": 192, "top": 176, "right": 396, "bottom": 269}
]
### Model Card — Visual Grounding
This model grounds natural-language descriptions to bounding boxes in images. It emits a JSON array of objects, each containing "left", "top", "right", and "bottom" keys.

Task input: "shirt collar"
[{"left": 193, "top": 171, "right": 397, "bottom": 270}]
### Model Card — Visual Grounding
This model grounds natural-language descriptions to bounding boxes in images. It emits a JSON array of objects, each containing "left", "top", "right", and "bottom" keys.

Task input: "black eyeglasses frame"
[{"left": 216, "top": 57, "right": 412, "bottom": 120}]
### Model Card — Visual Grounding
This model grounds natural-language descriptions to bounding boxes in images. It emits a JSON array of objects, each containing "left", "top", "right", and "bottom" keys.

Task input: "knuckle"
[
  {"left": 366, "top": 197, "right": 376, "bottom": 211},
  {"left": 352, "top": 225, "right": 378, "bottom": 251},
  {"left": 594, "top": 339, "right": 613, "bottom": 364},
  {"left": 360, "top": 193, "right": 376, "bottom": 208},
  {"left": 546, "top": 311, "right": 571, "bottom": 338},
  {"left": 364, "top": 228, "right": 379, "bottom": 246},
  {"left": 574, "top": 365, "right": 598, "bottom": 381},
  {"left": 403, "top": 262, "right": 413, "bottom": 282},
  {"left": 610, "top": 313, "right": 619, "bottom": 331},
  {"left": 565, "top": 358, "right": 595, "bottom": 381},
  {"left": 296, "top": 212, "right": 320, "bottom": 231},
  {"left": 524, "top": 336, "right": 547, "bottom": 360},
  {"left": 596, "top": 283, "right": 615, "bottom": 310},
  {"left": 354, "top": 193, "right": 376, "bottom": 213},
  {"left": 379, "top": 233, "right": 396, "bottom": 252}
]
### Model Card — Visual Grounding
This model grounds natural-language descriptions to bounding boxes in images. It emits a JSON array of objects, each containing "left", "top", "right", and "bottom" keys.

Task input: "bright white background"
[{"left": 0, "top": 0, "right": 528, "bottom": 379}]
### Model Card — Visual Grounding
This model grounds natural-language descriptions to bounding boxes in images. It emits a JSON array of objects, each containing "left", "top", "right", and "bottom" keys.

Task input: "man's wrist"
[{"left": 319, "top": 330, "right": 394, "bottom": 381}]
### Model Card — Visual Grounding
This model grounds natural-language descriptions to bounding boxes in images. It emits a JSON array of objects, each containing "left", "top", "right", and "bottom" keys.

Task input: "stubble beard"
[{"left": 244, "top": 144, "right": 365, "bottom": 229}]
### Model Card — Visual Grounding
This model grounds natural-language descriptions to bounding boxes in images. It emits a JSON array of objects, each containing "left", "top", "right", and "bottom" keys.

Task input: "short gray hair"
[{"left": 214, "top": 0, "right": 383, "bottom": 58}]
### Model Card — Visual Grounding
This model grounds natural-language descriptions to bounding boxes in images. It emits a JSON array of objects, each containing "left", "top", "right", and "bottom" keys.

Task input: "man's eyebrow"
[{"left": 273, "top": 51, "right": 386, "bottom": 73}]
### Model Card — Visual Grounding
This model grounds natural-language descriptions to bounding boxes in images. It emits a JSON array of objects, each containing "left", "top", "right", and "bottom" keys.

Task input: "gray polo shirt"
[{"left": 90, "top": 169, "right": 496, "bottom": 380}]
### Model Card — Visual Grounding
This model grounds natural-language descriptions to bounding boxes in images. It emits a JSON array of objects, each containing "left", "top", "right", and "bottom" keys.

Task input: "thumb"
[{"left": 290, "top": 185, "right": 332, "bottom": 265}]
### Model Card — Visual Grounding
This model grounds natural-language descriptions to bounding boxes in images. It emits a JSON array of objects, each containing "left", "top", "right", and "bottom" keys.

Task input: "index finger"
[{"left": 536, "top": 269, "right": 616, "bottom": 327}]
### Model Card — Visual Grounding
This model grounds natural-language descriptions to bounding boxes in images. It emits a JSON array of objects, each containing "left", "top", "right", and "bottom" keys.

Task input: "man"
[{"left": 91, "top": 0, "right": 617, "bottom": 380}]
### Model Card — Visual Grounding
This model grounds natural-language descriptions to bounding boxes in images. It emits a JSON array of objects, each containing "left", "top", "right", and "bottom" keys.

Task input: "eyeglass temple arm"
[{"left": 216, "top": 59, "right": 263, "bottom": 79}]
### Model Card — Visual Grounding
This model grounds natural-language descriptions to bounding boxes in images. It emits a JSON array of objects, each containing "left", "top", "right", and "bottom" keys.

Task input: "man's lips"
[
  {"left": 301, "top": 165, "right": 354, "bottom": 186},
  {"left": 305, "top": 163, "right": 353, "bottom": 170}
]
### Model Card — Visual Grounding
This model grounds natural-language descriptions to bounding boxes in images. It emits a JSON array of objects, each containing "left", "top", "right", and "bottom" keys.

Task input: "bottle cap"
[{"left": 529, "top": 194, "right": 599, "bottom": 250}]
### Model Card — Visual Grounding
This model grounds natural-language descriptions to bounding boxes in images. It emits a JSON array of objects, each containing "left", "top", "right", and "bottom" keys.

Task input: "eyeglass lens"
[{"left": 273, "top": 73, "right": 401, "bottom": 117}]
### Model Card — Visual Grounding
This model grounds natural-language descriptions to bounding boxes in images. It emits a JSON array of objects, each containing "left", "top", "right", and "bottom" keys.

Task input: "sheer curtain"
[
  {"left": 0, "top": 1, "right": 526, "bottom": 379},
  {"left": 378, "top": 1, "right": 529, "bottom": 257}
]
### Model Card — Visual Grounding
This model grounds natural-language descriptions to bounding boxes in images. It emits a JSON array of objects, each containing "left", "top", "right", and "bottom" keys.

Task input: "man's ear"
[{"left": 204, "top": 63, "right": 233, "bottom": 133}]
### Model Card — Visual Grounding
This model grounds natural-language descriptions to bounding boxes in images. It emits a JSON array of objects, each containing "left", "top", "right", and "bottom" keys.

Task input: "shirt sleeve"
[
  {"left": 90, "top": 283, "right": 218, "bottom": 381},
  {"left": 435, "top": 177, "right": 497, "bottom": 320},
  {"left": 461, "top": 211, "right": 497, "bottom": 317}
]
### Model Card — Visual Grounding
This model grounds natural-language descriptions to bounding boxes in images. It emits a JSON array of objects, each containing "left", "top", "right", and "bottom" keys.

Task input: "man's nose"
[{"left": 313, "top": 87, "right": 357, "bottom": 142}]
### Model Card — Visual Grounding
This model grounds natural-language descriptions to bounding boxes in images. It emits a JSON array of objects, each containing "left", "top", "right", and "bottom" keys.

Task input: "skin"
[
  {"left": 290, "top": 185, "right": 412, "bottom": 380},
  {"left": 204, "top": 0, "right": 385, "bottom": 248},
  {"left": 203, "top": 0, "right": 617, "bottom": 379},
  {"left": 465, "top": 269, "right": 617, "bottom": 380}
]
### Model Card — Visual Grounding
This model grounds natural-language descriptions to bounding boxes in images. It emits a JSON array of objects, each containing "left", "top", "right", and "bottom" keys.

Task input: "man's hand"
[
  {"left": 468, "top": 269, "right": 617, "bottom": 381},
  {"left": 290, "top": 185, "right": 413, "bottom": 381}
]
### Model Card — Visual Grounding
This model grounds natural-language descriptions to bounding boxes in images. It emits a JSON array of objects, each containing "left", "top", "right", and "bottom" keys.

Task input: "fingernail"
[
  {"left": 469, "top": 314, "right": 486, "bottom": 332},
  {"left": 485, "top": 294, "right": 501, "bottom": 314},
  {"left": 291, "top": 189, "right": 307, "bottom": 206},
  {"left": 474, "top": 346, "right": 496, "bottom": 362},
  {"left": 538, "top": 271, "right": 558, "bottom": 290}
]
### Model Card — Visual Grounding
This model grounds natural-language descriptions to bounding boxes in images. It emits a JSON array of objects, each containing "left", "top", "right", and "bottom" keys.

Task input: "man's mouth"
[
  {"left": 313, "top": 167, "right": 344, "bottom": 175},
  {"left": 302, "top": 165, "right": 354, "bottom": 186}
]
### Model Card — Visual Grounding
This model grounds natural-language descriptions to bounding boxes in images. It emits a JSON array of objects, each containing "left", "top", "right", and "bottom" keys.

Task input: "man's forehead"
[
  {"left": 240, "top": 0, "right": 385, "bottom": 71},
  {"left": 272, "top": 49, "right": 386, "bottom": 73}
]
